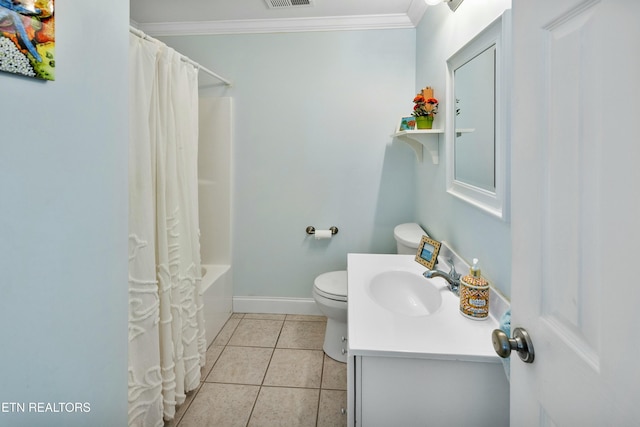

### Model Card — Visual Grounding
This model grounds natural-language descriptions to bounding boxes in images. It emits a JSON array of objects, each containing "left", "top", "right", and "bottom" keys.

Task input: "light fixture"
[{"left": 424, "top": 0, "right": 464, "bottom": 11}]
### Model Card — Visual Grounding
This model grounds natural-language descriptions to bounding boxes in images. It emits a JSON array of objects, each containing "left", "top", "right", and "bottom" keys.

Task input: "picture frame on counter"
[{"left": 415, "top": 235, "right": 441, "bottom": 270}]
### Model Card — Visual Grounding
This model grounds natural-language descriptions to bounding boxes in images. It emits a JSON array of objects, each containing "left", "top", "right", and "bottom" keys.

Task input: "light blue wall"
[
  {"left": 162, "top": 30, "right": 417, "bottom": 298},
  {"left": 0, "top": 1, "right": 129, "bottom": 426},
  {"left": 415, "top": 0, "right": 512, "bottom": 298}
]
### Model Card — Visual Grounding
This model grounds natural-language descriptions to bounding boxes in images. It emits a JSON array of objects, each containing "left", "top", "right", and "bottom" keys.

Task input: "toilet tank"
[{"left": 394, "top": 223, "right": 427, "bottom": 254}]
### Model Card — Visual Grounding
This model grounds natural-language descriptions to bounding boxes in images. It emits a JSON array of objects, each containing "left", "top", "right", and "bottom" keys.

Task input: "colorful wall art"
[{"left": 0, "top": 0, "right": 55, "bottom": 80}]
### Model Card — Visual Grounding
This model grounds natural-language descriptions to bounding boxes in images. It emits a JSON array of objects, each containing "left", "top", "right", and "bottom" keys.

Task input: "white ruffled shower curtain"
[{"left": 128, "top": 33, "right": 206, "bottom": 427}]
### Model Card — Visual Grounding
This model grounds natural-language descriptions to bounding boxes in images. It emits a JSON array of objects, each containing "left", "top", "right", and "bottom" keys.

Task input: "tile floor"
[{"left": 166, "top": 313, "right": 348, "bottom": 427}]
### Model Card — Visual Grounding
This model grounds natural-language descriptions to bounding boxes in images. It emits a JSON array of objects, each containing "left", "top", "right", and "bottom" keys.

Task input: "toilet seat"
[{"left": 313, "top": 270, "right": 347, "bottom": 302}]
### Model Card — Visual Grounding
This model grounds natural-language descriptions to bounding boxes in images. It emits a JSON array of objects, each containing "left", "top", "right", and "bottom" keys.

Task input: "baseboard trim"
[{"left": 233, "top": 296, "right": 323, "bottom": 316}]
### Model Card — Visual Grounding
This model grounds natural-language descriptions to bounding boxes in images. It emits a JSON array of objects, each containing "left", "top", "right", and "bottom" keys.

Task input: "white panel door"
[{"left": 510, "top": 0, "right": 640, "bottom": 425}]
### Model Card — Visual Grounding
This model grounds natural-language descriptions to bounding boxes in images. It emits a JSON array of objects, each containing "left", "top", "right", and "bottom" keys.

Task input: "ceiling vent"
[{"left": 264, "top": 0, "right": 314, "bottom": 9}]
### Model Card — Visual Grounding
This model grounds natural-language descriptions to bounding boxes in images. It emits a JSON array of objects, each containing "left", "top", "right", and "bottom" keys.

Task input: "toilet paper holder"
[{"left": 306, "top": 226, "right": 339, "bottom": 236}]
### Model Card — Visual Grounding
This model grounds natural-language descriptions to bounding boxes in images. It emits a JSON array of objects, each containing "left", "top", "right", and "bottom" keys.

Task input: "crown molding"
[
  {"left": 407, "top": 0, "right": 428, "bottom": 26},
  {"left": 137, "top": 13, "right": 416, "bottom": 36}
]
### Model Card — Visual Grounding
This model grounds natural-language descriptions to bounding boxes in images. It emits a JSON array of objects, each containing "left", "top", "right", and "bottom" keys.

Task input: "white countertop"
[{"left": 347, "top": 253, "right": 505, "bottom": 362}]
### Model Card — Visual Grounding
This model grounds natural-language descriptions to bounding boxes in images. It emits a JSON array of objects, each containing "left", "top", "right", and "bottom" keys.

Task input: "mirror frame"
[{"left": 445, "top": 11, "right": 511, "bottom": 221}]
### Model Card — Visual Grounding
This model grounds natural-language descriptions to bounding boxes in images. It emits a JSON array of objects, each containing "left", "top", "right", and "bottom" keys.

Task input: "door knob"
[{"left": 491, "top": 327, "right": 535, "bottom": 363}]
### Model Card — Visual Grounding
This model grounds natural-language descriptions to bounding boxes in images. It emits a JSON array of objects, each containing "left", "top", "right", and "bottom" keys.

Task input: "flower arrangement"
[
  {"left": 410, "top": 87, "right": 438, "bottom": 129},
  {"left": 412, "top": 87, "right": 439, "bottom": 117}
]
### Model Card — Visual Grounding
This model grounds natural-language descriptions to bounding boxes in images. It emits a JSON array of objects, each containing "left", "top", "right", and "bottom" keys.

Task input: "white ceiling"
[
  {"left": 130, "top": 0, "right": 429, "bottom": 35},
  {"left": 131, "top": 0, "right": 417, "bottom": 24}
]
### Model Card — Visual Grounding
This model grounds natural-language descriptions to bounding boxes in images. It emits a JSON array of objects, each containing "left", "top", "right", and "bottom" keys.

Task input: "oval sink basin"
[{"left": 368, "top": 271, "right": 443, "bottom": 316}]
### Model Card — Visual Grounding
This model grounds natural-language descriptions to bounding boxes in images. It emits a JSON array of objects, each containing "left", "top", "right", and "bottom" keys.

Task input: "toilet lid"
[
  {"left": 394, "top": 223, "right": 427, "bottom": 249},
  {"left": 314, "top": 270, "right": 347, "bottom": 301}
]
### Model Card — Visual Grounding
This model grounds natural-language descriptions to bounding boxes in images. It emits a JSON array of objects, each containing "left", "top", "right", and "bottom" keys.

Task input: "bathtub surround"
[
  {"left": 129, "top": 34, "right": 205, "bottom": 425},
  {"left": 201, "top": 263, "right": 233, "bottom": 348},
  {"left": 198, "top": 97, "right": 234, "bottom": 347}
]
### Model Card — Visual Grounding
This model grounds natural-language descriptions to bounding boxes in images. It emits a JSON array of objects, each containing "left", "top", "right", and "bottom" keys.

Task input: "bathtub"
[{"left": 201, "top": 264, "right": 232, "bottom": 348}]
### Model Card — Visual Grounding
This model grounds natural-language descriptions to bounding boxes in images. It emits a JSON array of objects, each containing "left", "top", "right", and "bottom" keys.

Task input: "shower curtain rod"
[{"left": 129, "top": 26, "right": 232, "bottom": 86}]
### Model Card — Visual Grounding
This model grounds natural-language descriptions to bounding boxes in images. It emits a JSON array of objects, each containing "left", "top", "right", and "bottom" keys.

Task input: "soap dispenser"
[{"left": 459, "top": 258, "right": 490, "bottom": 320}]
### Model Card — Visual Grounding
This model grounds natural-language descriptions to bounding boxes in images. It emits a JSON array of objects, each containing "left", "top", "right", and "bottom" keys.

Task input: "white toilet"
[
  {"left": 312, "top": 270, "right": 348, "bottom": 362},
  {"left": 312, "top": 223, "right": 427, "bottom": 363},
  {"left": 392, "top": 222, "right": 429, "bottom": 254}
]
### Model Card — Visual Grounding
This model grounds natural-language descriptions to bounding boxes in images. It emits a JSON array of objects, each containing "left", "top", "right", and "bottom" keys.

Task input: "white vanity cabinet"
[
  {"left": 347, "top": 354, "right": 509, "bottom": 427},
  {"left": 347, "top": 253, "right": 510, "bottom": 427}
]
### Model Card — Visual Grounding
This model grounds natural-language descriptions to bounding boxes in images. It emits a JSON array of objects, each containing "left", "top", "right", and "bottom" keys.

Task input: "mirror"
[
  {"left": 446, "top": 11, "right": 510, "bottom": 220},
  {"left": 454, "top": 46, "right": 495, "bottom": 191}
]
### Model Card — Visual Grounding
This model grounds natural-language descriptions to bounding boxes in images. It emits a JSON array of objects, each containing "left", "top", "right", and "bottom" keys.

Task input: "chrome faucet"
[{"left": 423, "top": 257, "right": 461, "bottom": 295}]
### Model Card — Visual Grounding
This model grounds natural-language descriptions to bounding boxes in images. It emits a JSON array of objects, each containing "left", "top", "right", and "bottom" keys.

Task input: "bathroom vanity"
[{"left": 346, "top": 253, "right": 509, "bottom": 427}]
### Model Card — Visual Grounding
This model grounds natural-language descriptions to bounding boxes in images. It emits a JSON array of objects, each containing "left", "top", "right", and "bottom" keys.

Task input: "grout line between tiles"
[
  {"left": 175, "top": 324, "right": 233, "bottom": 426},
  {"left": 243, "top": 318, "right": 284, "bottom": 427},
  {"left": 315, "top": 354, "right": 326, "bottom": 427},
  {"left": 173, "top": 384, "right": 200, "bottom": 427}
]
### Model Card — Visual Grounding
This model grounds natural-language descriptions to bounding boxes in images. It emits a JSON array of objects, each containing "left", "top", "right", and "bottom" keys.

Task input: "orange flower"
[{"left": 412, "top": 89, "right": 439, "bottom": 117}]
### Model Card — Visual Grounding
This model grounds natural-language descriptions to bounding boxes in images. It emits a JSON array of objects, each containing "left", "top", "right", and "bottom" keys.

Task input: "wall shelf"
[
  {"left": 392, "top": 129, "right": 443, "bottom": 164},
  {"left": 392, "top": 128, "right": 475, "bottom": 164}
]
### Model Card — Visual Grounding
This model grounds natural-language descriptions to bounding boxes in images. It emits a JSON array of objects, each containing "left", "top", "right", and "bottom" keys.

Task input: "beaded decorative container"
[{"left": 459, "top": 274, "right": 489, "bottom": 320}]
